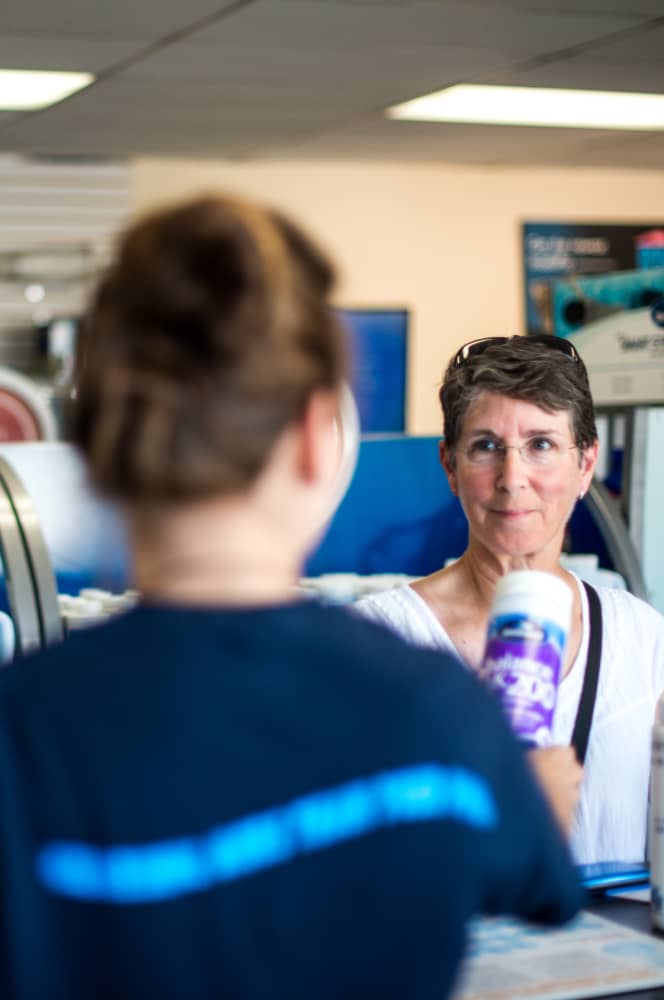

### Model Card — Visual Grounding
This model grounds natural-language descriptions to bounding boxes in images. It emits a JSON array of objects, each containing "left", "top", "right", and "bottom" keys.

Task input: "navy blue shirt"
[{"left": 0, "top": 600, "right": 582, "bottom": 998}]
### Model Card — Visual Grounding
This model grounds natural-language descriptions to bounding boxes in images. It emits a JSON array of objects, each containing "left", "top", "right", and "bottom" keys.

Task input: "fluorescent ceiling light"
[
  {"left": 0, "top": 69, "right": 94, "bottom": 111},
  {"left": 387, "top": 84, "right": 664, "bottom": 130}
]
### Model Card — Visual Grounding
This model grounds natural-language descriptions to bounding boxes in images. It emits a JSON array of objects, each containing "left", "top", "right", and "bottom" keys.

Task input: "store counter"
[
  {"left": 454, "top": 892, "right": 664, "bottom": 1000},
  {"left": 584, "top": 895, "right": 664, "bottom": 999}
]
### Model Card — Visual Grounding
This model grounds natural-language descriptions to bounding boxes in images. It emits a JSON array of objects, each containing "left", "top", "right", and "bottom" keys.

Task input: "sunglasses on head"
[{"left": 451, "top": 334, "right": 580, "bottom": 370}]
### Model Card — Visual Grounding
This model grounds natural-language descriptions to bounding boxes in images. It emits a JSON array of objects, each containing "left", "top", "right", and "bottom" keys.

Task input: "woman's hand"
[{"left": 528, "top": 746, "right": 583, "bottom": 836}]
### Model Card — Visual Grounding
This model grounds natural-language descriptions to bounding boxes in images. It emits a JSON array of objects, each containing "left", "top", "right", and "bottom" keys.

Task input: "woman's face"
[{"left": 440, "top": 391, "right": 598, "bottom": 564}]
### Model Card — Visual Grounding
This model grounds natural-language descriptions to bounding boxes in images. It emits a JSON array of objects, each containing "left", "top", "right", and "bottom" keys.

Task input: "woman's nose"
[{"left": 496, "top": 446, "right": 529, "bottom": 490}]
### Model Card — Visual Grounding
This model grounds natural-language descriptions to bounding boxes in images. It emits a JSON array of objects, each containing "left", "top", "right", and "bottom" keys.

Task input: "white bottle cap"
[{"left": 493, "top": 570, "right": 573, "bottom": 634}]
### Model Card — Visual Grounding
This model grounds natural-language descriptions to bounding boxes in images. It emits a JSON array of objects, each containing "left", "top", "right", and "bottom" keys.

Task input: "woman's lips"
[{"left": 490, "top": 508, "right": 534, "bottom": 518}]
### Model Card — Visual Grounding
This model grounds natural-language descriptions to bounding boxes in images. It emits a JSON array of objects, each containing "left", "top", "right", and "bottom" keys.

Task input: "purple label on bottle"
[{"left": 481, "top": 613, "right": 566, "bottom": 747}]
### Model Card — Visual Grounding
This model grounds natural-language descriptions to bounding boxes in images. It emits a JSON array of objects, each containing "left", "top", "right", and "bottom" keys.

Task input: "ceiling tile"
[
  {"left": 0, "top": 0, "right": 243, "bottom": 40},
  {"left": 494, "top": 62, "right": 664, "bottom": 94},
  {"left": 0, "top": 37, "right": 143, "bottom": 72},
  {"left": 198, "top": 1, "right": 644, "bottom": 51}
]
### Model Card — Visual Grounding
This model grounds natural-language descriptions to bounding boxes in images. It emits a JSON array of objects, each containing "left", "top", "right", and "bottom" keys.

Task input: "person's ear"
[
  {"left": 299, "top": 390, "right": 340, "bottom": 487},
  {"left": 578, "top": 438, "right": 599, "bottom": 498},
  {"left": 439, "top": 439, "right": 458, "bottom": 496}
]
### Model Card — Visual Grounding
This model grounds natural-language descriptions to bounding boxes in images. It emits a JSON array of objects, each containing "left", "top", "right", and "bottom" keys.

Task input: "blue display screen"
[{"left": 337, "top": 309, "right": 408, "bottom": 433}]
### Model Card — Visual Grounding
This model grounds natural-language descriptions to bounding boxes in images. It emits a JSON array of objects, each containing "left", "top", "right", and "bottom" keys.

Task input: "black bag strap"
[{"left": 570, "top": 581, "right": 603, "bottom": 766}]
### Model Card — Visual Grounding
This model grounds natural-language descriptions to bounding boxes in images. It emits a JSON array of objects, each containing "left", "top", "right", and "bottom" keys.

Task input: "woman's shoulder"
[
  {"left": 585, "top": 581, "right": 664, "bottom": 674},
  {"left": 591, "top": 580, "right": 664, "bottom": 628},
  {"left": 353, "top": 584, "right": 454, "bottom": 654},
  {"left": 355, "top": 583, "right": 421, "bottom": 618}
]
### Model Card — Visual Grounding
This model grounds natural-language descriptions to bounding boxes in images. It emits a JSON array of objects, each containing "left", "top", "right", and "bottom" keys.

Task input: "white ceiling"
[{"left": 2, "top": 0, "right": 664, "bottom": 167}]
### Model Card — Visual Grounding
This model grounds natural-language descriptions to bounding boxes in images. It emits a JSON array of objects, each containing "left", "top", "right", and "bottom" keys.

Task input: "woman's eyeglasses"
[
  {"left": 462, "top": 436, "right": 577, "bottom": 469},
  {"left": 451, "top": 335, "right": 580, "bottom": 370}
]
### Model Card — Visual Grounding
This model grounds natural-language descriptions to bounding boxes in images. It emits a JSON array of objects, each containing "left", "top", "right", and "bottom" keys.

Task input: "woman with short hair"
[{"left": 356, "top": 334, "right": 664, "bottom": 865}]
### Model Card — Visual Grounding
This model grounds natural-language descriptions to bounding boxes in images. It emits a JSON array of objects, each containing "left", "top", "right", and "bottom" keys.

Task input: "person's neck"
[
  {"left": 457, "top": 544, "right": 568, "bottom": 608},
  {"left": 130, "top": 498, "right": 301, "bottom": 607}
]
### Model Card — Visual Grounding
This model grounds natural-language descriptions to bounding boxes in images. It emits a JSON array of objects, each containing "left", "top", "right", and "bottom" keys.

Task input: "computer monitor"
[{"left": 337, "top": 308, "right": 408, "bottom": 434}]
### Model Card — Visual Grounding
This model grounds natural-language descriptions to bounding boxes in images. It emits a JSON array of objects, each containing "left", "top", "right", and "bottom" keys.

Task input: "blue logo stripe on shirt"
[{"left": 36, "top": 763, "right": 497, "bottom": 905}]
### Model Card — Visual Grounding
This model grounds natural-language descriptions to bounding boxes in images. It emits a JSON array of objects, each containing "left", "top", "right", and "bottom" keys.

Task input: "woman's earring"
[{"left": 578, "top": 490, "right": 585, "bottom": 500}]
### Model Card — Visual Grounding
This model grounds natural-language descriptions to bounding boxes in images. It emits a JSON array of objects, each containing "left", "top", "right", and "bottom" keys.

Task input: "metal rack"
[
  {"left": 584, "top": 479, "right": 648, "bottom": 602},
  {"left": 0, "top": 456, "right": 62, "bottom": 655}
]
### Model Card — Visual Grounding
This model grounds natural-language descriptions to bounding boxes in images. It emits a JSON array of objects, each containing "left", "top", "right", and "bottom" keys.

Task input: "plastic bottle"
[
  {"left": 650, "top": 694, "right": 664, "bottom": 930},
  {"left": 481, "top": 570, "right": 572, "bottom": 748}
]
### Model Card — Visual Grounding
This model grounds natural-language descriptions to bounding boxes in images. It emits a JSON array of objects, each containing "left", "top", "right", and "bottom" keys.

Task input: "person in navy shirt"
[{"left": 0, "top": 194, "right": 582, "bottom": 999}]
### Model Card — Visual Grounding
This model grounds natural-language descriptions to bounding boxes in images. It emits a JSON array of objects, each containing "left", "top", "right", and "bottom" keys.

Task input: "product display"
[{"left": 480, "top": 571, "right": 572, "bottom": 747}]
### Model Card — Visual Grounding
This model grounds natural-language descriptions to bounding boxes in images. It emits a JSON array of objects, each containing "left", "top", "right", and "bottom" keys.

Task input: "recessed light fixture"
[
  {"left": 387, "top": 84, "right": 664, "bottom": 131},
  {"left": 0, "top": 69, "right": 94, "bottom": 111}
]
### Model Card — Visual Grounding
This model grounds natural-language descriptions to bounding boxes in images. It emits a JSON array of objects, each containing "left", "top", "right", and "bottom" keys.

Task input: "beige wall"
[{"left": 132, "top": 158, "right": 664, "bottom": 433}]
